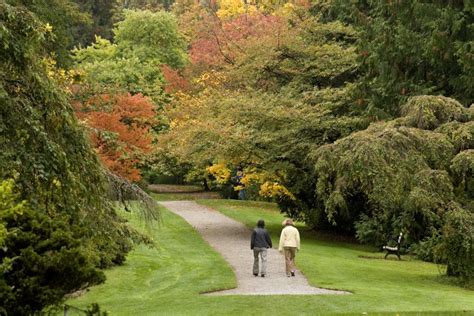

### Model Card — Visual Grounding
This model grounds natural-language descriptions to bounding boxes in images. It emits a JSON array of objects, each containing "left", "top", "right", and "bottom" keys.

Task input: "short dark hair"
[{"left": 257, "top": 219, "right": 265, "bottom": 228}]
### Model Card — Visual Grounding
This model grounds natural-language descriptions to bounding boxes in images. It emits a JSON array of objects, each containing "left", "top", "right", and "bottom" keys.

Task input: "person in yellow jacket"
[{"left": 278, "top": 219, "right": 300, "bottom": 277}]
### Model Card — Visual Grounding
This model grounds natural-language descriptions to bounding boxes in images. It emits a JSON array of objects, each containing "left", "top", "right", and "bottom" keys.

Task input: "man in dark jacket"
[{"left": 250, "top": 219, "right": 272, "bottom": 277}]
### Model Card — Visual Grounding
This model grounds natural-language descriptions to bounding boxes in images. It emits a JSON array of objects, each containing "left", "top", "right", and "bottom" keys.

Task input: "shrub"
[
  {"left": 0, "top": 180, "right": 105, "bottom": 314},
  {"left": 436, "top": 207, "right": 474, "bottom": 284}
]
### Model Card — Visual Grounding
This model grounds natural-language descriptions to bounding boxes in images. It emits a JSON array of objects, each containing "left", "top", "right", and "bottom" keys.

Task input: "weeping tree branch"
[{"left": 105, "top": 170, "right": 160, "bottom": 223}]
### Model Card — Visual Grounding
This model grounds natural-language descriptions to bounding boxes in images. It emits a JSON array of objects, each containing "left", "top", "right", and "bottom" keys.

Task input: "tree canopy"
[{"left": 73, "top": 9, "right": 187, "bottom": 104}]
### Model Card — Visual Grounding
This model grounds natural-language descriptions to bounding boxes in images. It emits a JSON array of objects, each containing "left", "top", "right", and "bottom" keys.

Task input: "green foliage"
[
  {"left": 313, "top": 122, "right": 453, "bottom": 238},
  {"left": 227, "top": 15, "right": 359, "bottom": 96},
  {"left": 436, "top": 121, "right": 474, "bottom": 152},
  {"left": 331, "top": 0, "right": 474, "bottom": 116},
  {"left": 115, "top": 10, "right": 187, "bottom": 69},
  {"left": 116, "top": 0, "right": 176, "bottom": 16},
  {"left": 6, "top": 0, "right": 91, "bottom": 67},
  {"left": 73, "top": 9, "right": 187, "bottom": 104},
  {"left": 0, "top": 180, "right": 24, "bottom": 249},
  {"left": 437, "top": 207, "right": 474, "bottom": 284},
  {"left": 0, "top": 180, "right": 105, "bottom": 315},
  {"left": 400, "top": 96, "right": 472, "bottom": 130},
  {"left": 450, "top": 150, "right": 474, "bottom": 205},
  {"left": 72, "top": 0, "right": 116, "bottom": 46}
]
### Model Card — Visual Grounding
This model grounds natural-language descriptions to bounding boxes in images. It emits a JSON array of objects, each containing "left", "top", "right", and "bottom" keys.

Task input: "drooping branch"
[{"left": 105, "top": 170, "right": 160, "bottom": 223}]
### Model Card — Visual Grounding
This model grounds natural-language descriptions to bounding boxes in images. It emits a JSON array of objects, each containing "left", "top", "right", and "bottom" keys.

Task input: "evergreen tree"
[{"left": 331, "top": 0, "right": 474, "bottom": 117}]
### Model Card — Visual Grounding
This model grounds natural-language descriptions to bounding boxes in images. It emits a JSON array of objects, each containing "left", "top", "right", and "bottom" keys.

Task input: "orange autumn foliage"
[
  {"left": 74, "top": 93, "right": 156, "bottom": 182},
  {"left": 162, "top": 65, "right": 189, "bottom": 93},
  {"left": 188, "top": 13, "right": 285, "bottom": 67}
]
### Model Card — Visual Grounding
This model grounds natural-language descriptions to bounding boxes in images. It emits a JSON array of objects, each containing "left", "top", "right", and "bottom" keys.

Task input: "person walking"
[
  {"left": 250, "top": 219, "right": 272, "bottom": 277},
  {"left": 279, "top": 219, "right": 300, "bottom": 277}
]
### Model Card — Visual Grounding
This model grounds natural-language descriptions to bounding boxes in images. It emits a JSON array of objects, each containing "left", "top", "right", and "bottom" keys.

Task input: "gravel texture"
[{"left": 160, "top": 201, "right": 349, "bottom": 296}]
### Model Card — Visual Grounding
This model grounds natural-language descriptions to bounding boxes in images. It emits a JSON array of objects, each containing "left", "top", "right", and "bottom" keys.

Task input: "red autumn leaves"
[{"left": 74, "top": 93, "right": 155, "bottom": 181}]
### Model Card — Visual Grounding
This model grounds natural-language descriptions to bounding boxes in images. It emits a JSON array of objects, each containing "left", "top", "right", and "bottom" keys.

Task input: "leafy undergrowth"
[{"left": 66, "top": 200, "right": 474, "bottom": 315}]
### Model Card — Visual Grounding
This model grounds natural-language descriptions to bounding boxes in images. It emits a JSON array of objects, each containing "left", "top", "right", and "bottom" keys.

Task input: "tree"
[
  {"left": 331, "top": 0, "right": 474, "bottom": 117},
  {"left": 72, "top": 0, "right": 116, "bottom": 46},
  {"left": 0, "top": 3, "right": 146, "bottom": 311},
  {"left": 72, "top": 9, "right": 188, "bottom": 180},
  {"left": 73, "top": 9, "right": 188, "bottom": 105},
  {"left": 158, "top": 5, "right": 367, "bottom": 201},
  {"left": 74, "top": 93, "right": 156, "bottom": 181},
  {"left": 310, "top": 96, "right": 473, "bottom": 280}
]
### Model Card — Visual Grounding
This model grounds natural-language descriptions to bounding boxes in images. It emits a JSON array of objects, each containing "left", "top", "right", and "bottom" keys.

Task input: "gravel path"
[{"left": 160, "top": 201, "right": 348, "bottom": 296}]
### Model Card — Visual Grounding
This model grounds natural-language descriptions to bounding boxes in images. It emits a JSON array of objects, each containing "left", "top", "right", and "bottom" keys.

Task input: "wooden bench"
[{"left": 383, "top": 232, "right": 403, "bottom": 260}]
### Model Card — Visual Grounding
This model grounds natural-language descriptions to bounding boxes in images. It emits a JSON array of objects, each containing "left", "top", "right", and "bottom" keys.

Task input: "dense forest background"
[{"left": 1, "top": 0, "right": 473, "bottom": 313}]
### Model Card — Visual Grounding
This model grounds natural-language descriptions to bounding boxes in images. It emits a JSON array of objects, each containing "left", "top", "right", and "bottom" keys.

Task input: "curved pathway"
[{"left": 160, "top": 201, "right": 348, "bottom": 296}]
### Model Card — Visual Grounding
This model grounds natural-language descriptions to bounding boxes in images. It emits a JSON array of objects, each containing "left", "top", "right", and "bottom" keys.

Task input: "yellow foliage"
[
  {"left": 238, "top": 170, "right": 294, "bottom": 200},
  {"left": 274, "top": 2, "right": 295, "bottom": 17},
  {"left": 44, "top": 23, "right": 53, "bottom": 33},
  {"left": 44, "top": 57, "right": 81, "bottom": 92},
  {"left": 234, "top": 184, "right": 245, "bottom": 191},
  {"left": 194, "top": 70, "right": 227, "bottom": 88},
  {"left": 259, "top": 181, "right": 295, "bottom": 200},
  {"left": 217, "top": 0, "right": 258, "bottom": 19},
  {"left": 240, "top": 172, "right": 265, "bottom": 186},
  {"left": 207, "top": 163, "right": 231, "bottom": 184}
]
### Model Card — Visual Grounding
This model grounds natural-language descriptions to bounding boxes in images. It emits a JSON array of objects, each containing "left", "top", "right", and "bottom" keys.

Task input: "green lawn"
[{"left": 66, "top": 199, "right": 474, "bottom": 315}]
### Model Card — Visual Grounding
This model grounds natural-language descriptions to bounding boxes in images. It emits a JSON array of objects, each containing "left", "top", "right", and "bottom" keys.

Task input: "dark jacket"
[{"left": 250, "top": 227, "right": 272, "bottom": 249}]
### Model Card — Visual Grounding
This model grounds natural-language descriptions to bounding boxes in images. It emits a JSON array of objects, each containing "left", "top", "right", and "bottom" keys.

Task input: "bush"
[
  {"left": 436, "top": 207, "right": 474, "bottom": 284},
  {"left": 410, "top": 234, "right": 442, "bottom": 262},
  {"left": 0, "top": 180, "right": 105, "bottom": 314}
]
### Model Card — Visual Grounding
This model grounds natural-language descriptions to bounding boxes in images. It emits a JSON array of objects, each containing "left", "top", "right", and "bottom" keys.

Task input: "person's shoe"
[
  {"left": 287, "top": 274, "right": 291, "bottom": 277},
  {"left": 253, "top": 273, "right": 258, "bottom": 277},
  {"left": 261, "top": 274, "right": 265, "bottom": 278},
  {"left": 291, "top": 271, "right": 295, "bottom": 277}
]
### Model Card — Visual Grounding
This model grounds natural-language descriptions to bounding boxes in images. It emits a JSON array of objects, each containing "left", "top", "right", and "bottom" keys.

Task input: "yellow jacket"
[{"left": 278, "top": 225, "right": 300, "bottom": 251}]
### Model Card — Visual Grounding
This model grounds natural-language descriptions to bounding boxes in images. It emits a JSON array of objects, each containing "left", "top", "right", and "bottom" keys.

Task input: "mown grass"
[{"left": 66, "top": 199, "right": 474, "bottom": 315}]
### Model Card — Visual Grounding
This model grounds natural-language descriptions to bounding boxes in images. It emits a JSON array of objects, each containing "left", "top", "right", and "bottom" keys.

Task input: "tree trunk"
[{"left": 203, "top": 178, "right": 210, "bottom": 191}]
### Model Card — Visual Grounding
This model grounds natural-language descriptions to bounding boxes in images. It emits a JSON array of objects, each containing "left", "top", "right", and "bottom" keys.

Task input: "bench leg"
[
  {"left": 397, "top": 251, "right": 401, "bottom": 260},
  {"left": 384, "top": 252, "right": 389, "bottom": 259}
]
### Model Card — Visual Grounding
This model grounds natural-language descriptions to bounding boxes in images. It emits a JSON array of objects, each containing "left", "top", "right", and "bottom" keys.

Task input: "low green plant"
[{"left": 0, "top": 180, "right": 105, "bottom": 314}]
